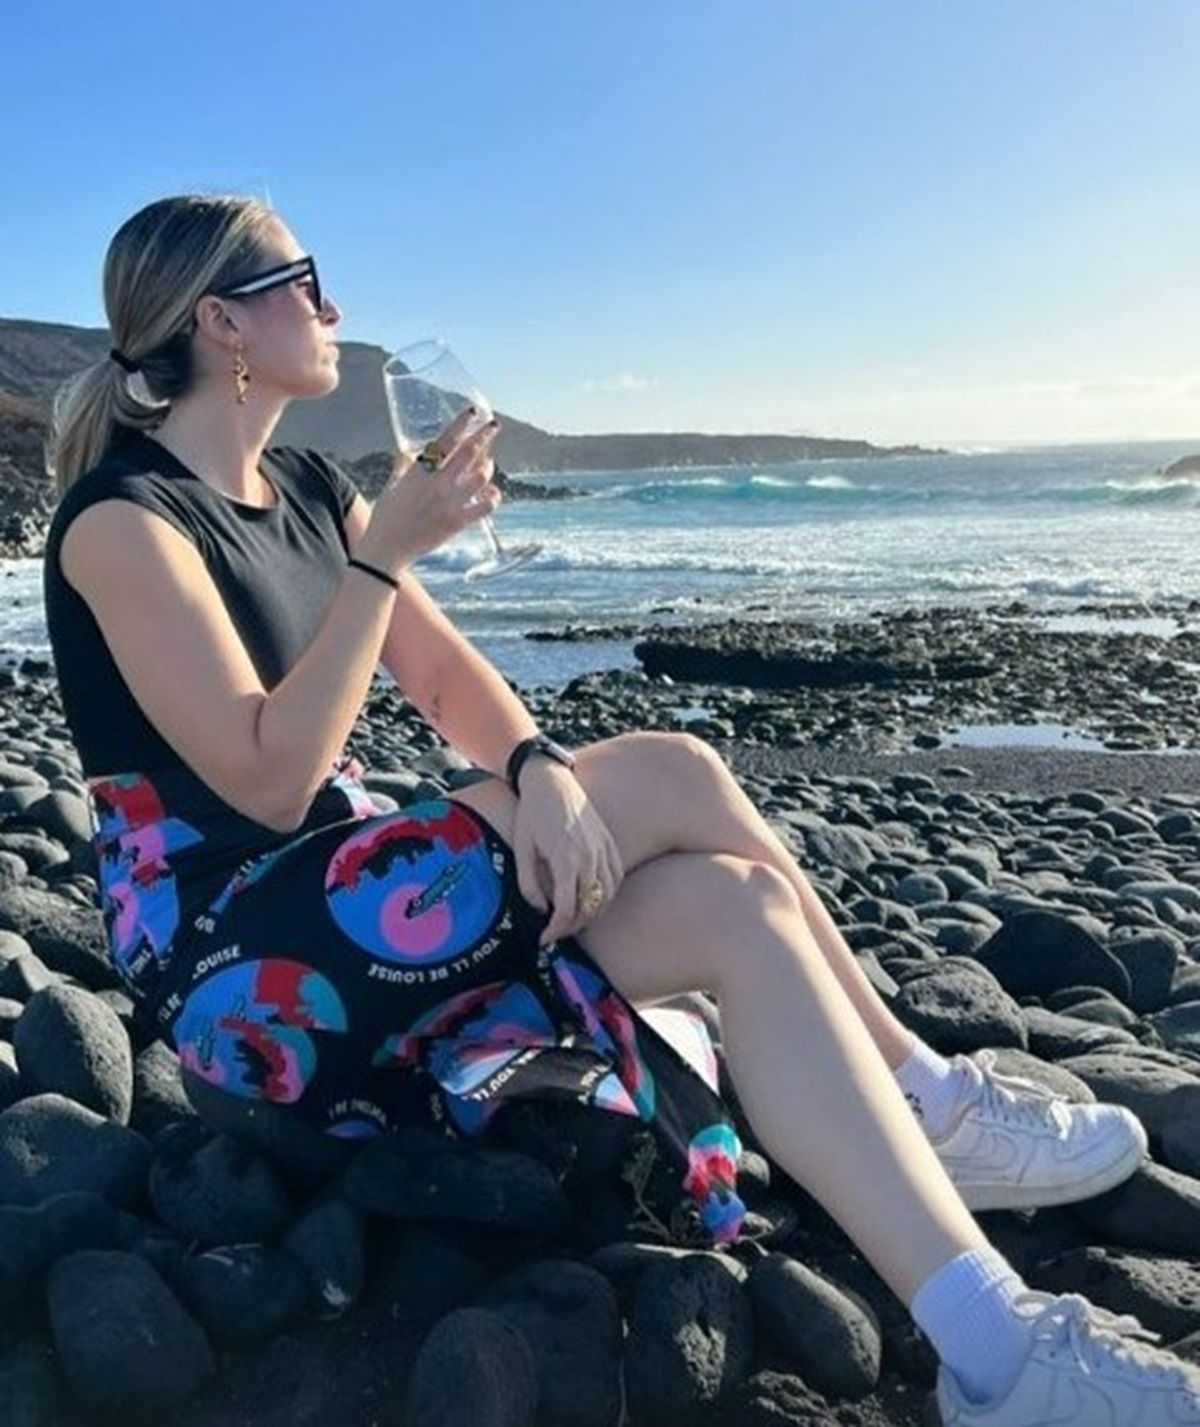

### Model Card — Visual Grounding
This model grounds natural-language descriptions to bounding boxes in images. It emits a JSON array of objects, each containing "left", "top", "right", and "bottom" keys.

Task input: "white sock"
[
  {"left": 893, "top": 1036, "right": 970, "bottom": 1138},
  {"left": 910, "top": 1246, "right": 1033, "bottom": 1405}
]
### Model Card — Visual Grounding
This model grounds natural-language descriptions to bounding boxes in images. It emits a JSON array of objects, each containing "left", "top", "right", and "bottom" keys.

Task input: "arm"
[
  {"left": 60, "top": 498, "right": 403, "bottom": 836},
  {"left": 342, "top": 492, "right": 543, "bottom": 779}
]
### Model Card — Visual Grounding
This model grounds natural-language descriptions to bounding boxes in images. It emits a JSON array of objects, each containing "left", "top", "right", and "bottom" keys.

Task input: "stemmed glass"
[{"left": 383, "top": 339, "right": 543, "bottom": 582}]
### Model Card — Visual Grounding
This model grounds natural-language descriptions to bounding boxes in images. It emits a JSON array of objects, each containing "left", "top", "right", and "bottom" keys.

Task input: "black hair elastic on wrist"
[{"left": 346, "top": 557, "right": 401, "bottom": 591}]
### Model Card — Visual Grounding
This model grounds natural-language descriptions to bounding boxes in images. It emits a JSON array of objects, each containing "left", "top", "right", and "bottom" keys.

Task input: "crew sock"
[
  {"left": 910, "top": 1245, "right": 1033, "bottom": 1405},
  {"left": 893, "top": 1036, "right": 971, "bottom": 1138}
]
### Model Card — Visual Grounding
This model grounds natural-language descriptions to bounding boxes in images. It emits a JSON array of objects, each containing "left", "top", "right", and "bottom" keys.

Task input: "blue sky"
[{"left": 3, "top": 0, "right": 1198, "bottom": 446}]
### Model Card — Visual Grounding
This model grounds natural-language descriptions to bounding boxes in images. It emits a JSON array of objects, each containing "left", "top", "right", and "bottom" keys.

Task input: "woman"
[{"left": 41, "top": 193, "right": 1198, "bottom": 1426}]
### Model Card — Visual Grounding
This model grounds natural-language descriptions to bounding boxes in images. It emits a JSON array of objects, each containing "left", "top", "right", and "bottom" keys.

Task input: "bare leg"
[
  {"left": 572, "top": 848, "right": 988, "bottom": 1305},
  {"left": 449, "top": 778, "right": 983, "bottom": 1301},
  {"left": 465, "top": 732, "right": 916, "bottom": 1068},
  {"left": 629, "top": 733, "right": 920, "bottom": 1069}
]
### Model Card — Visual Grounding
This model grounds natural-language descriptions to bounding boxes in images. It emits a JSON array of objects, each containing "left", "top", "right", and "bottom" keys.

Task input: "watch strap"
[{"left": 506, "top": 735, "right": 573, "bottom": 795}]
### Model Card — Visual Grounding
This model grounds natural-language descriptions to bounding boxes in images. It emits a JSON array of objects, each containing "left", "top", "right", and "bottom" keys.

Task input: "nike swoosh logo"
[{"left": 937, "top": 1128, "right": 1023, "bottom": 1177}]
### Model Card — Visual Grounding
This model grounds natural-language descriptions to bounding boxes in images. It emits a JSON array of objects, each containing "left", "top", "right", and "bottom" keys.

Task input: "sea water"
[{"left": 3, "top": 438, "right": 1198, "bottom": 689}]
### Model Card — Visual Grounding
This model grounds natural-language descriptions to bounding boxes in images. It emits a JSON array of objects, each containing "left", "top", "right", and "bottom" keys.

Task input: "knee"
[
  {"left": 705, "top": 854, "right": 802, "bottom": 923},
  {"left": 737, "top": 857, "right": 802, "bottom": 915},
  {"left": 700, "top": 855, "right": 807, "bottom": 991},
  {"left": 616, "top": 729, "right": 730, "bottom": 786},
  {"left": 676, "top": 730, "right": 731, "bottom": 775}
]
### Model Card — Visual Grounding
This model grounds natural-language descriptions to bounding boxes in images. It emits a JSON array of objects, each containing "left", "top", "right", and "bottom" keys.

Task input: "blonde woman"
[{"left": 41, "top": 193, "right": 1197, "bottom": 1426}]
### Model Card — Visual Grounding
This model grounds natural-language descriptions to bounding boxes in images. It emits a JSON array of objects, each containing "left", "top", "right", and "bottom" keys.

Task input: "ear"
[{"left": 192, "top": 292, "right": 244, "bottom": 345}]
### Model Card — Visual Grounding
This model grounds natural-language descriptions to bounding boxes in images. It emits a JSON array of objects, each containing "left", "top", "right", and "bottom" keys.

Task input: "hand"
[
  {"left": 361, "top": 407, "right": 502, "bottom": 573},
  {"left": 511, "top": 764, "right": 625, "bottom": 947}
]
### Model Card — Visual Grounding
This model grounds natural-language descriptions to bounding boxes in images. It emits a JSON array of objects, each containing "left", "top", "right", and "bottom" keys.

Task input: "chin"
[{"left": 297, "top": 367, "right": 341, "bottom": 398}]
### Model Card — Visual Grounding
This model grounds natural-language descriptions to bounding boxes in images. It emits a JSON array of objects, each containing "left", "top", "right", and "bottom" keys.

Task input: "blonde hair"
[{"left": 47, "top": 193, "right": 282, "bottom": 500}]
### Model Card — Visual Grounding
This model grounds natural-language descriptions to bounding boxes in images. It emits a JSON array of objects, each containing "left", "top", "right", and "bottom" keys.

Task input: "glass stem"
[{"left": 479, "top": 515, "right": 505, "bottom": 556}]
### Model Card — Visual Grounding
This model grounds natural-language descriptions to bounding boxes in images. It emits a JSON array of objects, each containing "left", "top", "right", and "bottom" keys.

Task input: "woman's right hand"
[{"left": 360, "top": 408, "right": 502, "bottom": 574}]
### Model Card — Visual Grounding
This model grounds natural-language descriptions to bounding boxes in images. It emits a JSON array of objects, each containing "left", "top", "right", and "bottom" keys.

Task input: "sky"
[{"left": 3, "top": 0, "right": 1199, "bottom": 448}]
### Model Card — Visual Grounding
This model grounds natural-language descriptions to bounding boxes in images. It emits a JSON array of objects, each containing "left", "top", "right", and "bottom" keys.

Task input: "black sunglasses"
[{"left": 213, "top": 254, "right": 325, "bottom": 314}]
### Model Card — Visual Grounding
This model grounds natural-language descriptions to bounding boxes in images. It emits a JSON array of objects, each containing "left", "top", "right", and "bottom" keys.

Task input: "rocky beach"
[{"left": 0, "top": 599, "right": 1199, "bottom": 1423}]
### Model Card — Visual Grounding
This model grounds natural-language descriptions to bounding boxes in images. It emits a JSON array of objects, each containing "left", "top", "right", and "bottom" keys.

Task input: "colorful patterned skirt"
[{"left": 147, "top": 794, "right": 747, "bottom": 1247}]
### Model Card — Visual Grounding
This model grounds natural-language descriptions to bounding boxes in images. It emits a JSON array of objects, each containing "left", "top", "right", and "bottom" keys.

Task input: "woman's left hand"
[{"left": 510, "top": 765, "right": 625, "bottom": 946}]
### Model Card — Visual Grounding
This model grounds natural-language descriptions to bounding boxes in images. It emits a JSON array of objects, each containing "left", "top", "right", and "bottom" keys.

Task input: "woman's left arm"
[
  {"left": 413, "top": 633, "right": 541, "bottom": 777},
  {"left": 341, "top": 488, "right": 540, "bottom": 770},
  {"left": 395, "top": 604, "right": 626, "bottom": 946}
]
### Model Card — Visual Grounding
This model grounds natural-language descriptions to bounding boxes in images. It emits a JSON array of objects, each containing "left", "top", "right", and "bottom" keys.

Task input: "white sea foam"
[{"left": 803, "top": 473, "right": 856, "bottom": 489}]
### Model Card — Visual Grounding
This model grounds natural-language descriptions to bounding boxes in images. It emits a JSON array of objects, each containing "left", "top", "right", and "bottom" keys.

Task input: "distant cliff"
[
  {"left": 0, "top": 315, "right": 943, "bottom": 469},
  {"left": 0, "top": 393, "right": 53, "bottom": 556},
  {"left": 0, "top": 314, "right": 942, "bottom": 556}
]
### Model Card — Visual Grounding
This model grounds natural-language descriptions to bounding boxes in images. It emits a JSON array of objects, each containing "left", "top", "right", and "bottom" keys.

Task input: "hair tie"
[{"left": 109, "top": 347, "right": 140, "bottom": 374}]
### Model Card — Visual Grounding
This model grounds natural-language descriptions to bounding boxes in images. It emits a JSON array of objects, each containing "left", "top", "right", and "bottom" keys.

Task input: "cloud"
[{"left": 579, "top": 370, "right": 658, "bottom": 394}]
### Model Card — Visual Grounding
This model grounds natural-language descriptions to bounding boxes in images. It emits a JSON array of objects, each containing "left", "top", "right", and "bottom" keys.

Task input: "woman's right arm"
[{"left": 60, "top": 418, "right": 499, "bottom": 834}]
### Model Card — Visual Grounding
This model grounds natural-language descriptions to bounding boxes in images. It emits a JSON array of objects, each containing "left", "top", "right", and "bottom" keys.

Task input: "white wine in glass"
[{"left": 382, "top": 339, "right": 543, "bottom": 582}]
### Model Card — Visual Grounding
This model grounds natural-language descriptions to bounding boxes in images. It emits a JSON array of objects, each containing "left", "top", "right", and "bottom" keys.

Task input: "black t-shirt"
[{"left": 42, "top": 427, "right": 379, "bottom": 1013}]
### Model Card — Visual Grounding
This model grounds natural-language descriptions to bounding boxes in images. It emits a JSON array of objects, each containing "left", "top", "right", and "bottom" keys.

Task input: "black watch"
[{"left": 506, "top": 734, "right": 577, "bottom": 794}]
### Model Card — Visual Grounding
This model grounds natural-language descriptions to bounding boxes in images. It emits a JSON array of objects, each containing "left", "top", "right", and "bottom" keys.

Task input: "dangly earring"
[{"left": 233, "top": 346, "right": 250, "bottom": 404}]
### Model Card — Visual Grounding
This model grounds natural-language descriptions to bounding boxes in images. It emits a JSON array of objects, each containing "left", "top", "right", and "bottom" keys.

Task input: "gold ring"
[
  {"left": 580, "top": 882, "right": 605, "bottom": 916},
  {"left": 416, "top": 441, "right": 447, "bottom": 472}
]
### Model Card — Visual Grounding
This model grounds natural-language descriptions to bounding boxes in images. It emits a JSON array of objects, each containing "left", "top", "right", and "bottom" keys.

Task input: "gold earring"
[{"left": 233, "top": 348, "right": 250, "bottom": 404}]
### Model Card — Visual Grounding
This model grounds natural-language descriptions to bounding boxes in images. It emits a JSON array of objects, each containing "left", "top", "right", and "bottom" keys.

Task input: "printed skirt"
[{"left": 146, "top": 794, "right": 748, "bottom": 1247}]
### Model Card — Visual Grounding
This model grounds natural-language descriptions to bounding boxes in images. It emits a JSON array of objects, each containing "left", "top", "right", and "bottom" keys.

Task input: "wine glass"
[{"left": 382, "top": 339, "right": 543, "bottom": 582}]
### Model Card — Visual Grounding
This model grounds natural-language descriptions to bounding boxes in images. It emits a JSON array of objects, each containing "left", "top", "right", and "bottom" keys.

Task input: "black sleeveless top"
[{"left": 42, "top": 428, "right": 379, "bottom": 1015}]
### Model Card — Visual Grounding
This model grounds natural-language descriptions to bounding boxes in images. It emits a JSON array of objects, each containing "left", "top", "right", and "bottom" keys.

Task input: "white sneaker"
[
  {"left": 928, "top": 1049, "right": 1148, "bottom": 1212},
  {"left": 938, "top": 1289, "right": 1200, "bottom": 1425}
]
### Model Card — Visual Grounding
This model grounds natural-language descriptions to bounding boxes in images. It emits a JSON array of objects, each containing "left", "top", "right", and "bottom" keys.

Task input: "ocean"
[{"left": 2, "top": 439, "right": 1198, "bottom": 690}]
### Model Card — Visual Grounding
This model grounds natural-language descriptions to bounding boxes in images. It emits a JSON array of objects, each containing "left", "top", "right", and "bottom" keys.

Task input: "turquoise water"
[{"left": 424, "top": 440, "right": 1200, "bottom": 636}]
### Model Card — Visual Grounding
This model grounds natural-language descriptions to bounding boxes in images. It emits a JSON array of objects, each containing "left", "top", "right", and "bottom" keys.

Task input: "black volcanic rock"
[
  {"left": 635, "top": 643, "right": 919, "bottom": 691},
  {"left": 1162, "top": 454, "right": 1200, "bottom": 481},
  {"left": 13, "top": 984, "right": 133, "bottom": 1123},
  {"left": 0, "top": 392, "right": 54, "bottom": 559},
  {"left": 974, "top": 911, "right": 1133, "bottom": 1003},
  {"left": 747, "top": 1252, "right": 882, "bottom": 1401},
  {"left": 478, "top": 1259, "right": 623, "bottom": 1427},
  {"left": 345, "top": 449, "right": 582, "bottom": 503},
  {"left": 174, "top": 1243, "right": 308, "bottom": 1343},
  {"left": 630, "top": 619, "right": 997, "bottom": 692},
  {"left": 403, "top": 1307, "right": 539, "bottom": 1427},
  {"left": 46, "top": 1249, "right": 213, "bottom": 1411},
  {"left": 0, "top": 1093, "right": 148, "bottom": 1209},
  {"left": 4, "top": 589, "right": 1200, "bottom": 1420},
  {"left": 624, "top": 1254, "right": 755, "bottom": 1421}
]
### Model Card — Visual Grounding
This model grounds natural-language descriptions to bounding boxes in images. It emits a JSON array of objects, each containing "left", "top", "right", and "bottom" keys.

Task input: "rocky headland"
[{"left": 1162, "top": 454, "right": 1200, "bottom": 481}]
